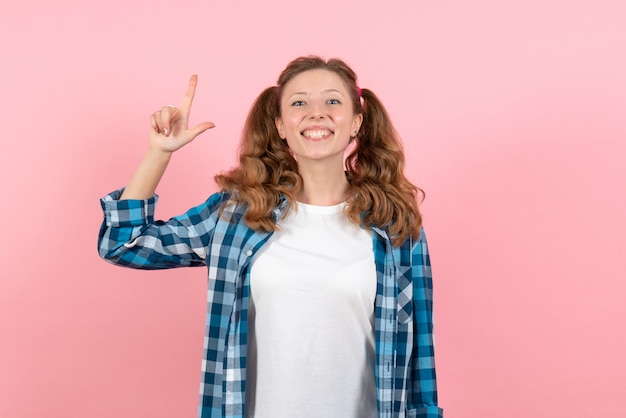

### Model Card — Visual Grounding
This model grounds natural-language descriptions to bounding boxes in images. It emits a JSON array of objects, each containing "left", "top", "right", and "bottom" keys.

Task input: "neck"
[{"left": 295, "top": 161, "right": 351, "bottom": 206}]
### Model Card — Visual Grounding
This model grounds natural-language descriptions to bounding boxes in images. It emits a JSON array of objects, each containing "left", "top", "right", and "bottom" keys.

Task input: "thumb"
[{"left": 188, "top": 121, "right": 216, "bottom": 139}]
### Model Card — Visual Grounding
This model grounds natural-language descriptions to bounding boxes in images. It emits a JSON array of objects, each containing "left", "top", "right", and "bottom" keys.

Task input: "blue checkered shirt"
[{"left": 99, "top": 189, "right": 443, "bottom": 418}]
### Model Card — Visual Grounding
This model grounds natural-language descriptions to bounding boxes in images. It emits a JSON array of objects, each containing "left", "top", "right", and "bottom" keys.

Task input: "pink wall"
[{"left": 1, "top": 1, "right": 624, "bottom": 417}]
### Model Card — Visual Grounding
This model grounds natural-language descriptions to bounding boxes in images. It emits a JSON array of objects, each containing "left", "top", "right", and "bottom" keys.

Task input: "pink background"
[{"left": 1, "top": 1, "right": 625, "bottom": 417}]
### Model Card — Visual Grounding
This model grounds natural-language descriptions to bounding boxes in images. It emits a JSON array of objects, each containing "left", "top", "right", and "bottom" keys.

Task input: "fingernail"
[{"left": 163, "top": 128, "right": 169, "bottom": 135}]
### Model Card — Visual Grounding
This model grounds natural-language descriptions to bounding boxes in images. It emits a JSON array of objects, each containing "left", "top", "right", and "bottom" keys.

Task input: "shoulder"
[
  {"left": 201, "top": 191, "right": 258, "bottom": 227},
  {"left": 176, "top": 191, "right": 243, "bottom": 227},
  {"left": 205, "top": 191, "right": 231, "bottom": 208},
  {"left": 195, "top": 191, "right": 247, "bottom": 215}
]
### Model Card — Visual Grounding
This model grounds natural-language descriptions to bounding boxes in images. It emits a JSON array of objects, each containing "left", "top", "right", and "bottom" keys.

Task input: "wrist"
[{"left": 145, "top": 149, "right": 172, "bottom": 165}]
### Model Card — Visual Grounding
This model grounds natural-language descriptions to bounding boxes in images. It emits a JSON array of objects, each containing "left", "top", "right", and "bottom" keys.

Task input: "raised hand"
[
  {"left": 120, "top": 76, "right": 215, "bottom": 200},
  {"left": 148, "top": 75, "right": 215, "bottom": 153}
]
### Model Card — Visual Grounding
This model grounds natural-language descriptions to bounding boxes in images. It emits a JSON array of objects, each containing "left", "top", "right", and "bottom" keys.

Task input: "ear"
[
  {"left": 352, "top": 113, "right": 363, "bottom": 135},
  {"left": 275, "top": 117, "right": 286, "bottom": 139}
]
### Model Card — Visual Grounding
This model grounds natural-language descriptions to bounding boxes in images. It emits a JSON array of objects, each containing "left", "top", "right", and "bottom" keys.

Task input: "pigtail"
[
  {"left": 215, "top": 86, "right": 300, "bottom": 230},
  {"left": 345, "top": 88, "right": 423, "bottom": 246}
]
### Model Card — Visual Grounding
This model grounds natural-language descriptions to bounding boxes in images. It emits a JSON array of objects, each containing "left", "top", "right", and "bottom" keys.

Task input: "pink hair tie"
[{"left": 356, "top": 87, "right": 362, "bottom": 97}]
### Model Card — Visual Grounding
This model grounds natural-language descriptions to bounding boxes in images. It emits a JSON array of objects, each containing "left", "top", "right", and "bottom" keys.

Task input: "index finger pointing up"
[{"left": 180, "top": 74, "right": 199, "bottom": 113}]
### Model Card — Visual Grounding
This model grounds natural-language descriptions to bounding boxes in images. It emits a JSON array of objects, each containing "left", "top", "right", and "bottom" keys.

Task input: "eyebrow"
[{"left": 289, "top": 89, "right": 345, "bottom": 98}]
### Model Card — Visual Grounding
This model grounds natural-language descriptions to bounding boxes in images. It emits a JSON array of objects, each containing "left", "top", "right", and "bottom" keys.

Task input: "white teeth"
[{"left": 303, "top": 130, "right": 330, "bottom": 138}]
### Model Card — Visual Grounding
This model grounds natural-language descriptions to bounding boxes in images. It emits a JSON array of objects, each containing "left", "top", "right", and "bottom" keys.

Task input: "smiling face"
[{"left": 275, "top": 69, "right": 363, "bottom": 167}]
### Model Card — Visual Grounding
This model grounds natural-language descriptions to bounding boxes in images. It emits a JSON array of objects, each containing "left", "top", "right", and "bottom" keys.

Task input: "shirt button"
[{"left": 246, "top": 250, "right": 253, "bottom": 257}]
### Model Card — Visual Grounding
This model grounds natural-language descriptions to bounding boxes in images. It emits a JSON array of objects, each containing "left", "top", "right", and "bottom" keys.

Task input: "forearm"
[{"left": 120, "top": 150, "right": 172, "bottom": 200}]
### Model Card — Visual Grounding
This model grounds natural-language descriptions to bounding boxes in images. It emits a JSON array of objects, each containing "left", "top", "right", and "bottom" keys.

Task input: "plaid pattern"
[{"left": 99, "top": 189, "right": 443, "bottom": 418}]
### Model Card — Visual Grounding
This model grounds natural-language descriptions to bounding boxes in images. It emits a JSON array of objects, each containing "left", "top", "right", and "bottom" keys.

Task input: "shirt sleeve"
[
  {"left": 410, "top": 228, "right": 444, "bottom": 417},
  {"left": 97, "top": 188, "right": 228, "bottom": 270}
]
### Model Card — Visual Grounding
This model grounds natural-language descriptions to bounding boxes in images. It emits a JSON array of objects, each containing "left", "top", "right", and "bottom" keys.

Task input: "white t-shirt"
[{"left": 246, "top": 201, "right": 378, "bottom": 418}]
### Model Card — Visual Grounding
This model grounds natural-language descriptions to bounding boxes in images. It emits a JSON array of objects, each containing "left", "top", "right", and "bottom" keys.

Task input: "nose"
[{"left": 307, "top": 101, "right": 325, "bottom": 119}]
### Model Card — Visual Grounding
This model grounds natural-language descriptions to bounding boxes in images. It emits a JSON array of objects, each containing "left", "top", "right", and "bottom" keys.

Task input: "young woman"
[{"left": 98, "top": 56, "right": 443, "bottom": 418}]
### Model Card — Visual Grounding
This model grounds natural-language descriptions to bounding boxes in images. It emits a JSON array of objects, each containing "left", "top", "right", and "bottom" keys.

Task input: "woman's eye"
[
  {"left": 291, "top": 100, "right": 305, "bottom": 107},
  {"left": 327, "top": 99, "right": 340, "bottom": 105}
]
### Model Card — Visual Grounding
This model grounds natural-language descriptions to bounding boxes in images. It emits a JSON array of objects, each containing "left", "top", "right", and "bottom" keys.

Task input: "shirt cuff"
[
  {"left": 100, "top": 188, "right": 159, "bottom": 227},
  {"left": 412, "top": 406, "right": 444, "bottom": 418}
]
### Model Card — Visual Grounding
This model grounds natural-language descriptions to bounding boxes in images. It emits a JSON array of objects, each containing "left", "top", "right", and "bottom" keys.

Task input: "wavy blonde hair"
[{"left": 215, "top": 56, "right": 423, "bottom": 246}]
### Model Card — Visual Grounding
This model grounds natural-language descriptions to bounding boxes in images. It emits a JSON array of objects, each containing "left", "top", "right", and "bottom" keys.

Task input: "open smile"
[{"left": 301, "top": 128, "right": 333, "bottom": 141}]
